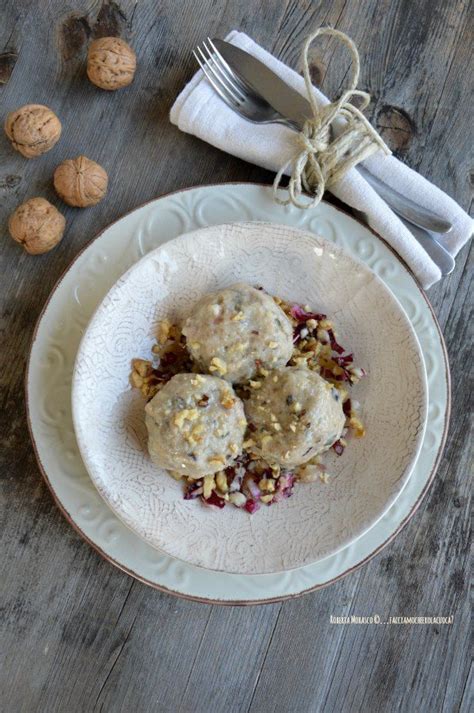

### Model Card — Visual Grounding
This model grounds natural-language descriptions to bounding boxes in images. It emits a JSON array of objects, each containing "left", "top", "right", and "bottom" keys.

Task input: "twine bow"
[{"left": 273, "top": 27, "right": 391, "bottom": 209}]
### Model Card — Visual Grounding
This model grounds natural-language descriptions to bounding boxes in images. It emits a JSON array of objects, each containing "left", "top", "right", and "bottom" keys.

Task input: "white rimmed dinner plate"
[{"left": 26, "top": 184, "right": 449, "bottom": 602}]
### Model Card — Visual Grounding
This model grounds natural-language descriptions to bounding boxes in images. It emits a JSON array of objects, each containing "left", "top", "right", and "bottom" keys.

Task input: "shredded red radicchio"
[
  {"left": 334, "top": 353, "right": 354, "bottom": 367},
  {"left": 328, "top": 329, "right": 345, "bottom": 354},
  {"left": 293, "top": 323, "right": 307, "bottom": 344},
  {"left": 290, "top": 304, "right": 327, "bottom": 323},
  {"left": 273, "top": 473, "right": 295, "bottom": 502},
  {"left": 184, "top": 481, "right": 203, "bottom": 499},
  {"left": 321, "top": 367, "right": 350, "bottom": 382},
  {"left": 244, "top": 499, "right": 260, "bottom": 514},
  {"left": 183, "top": 464, "right": 295, "bottom": 514},
  {"left": 205, "top": 491, "right": 226, "bottom": 508}
]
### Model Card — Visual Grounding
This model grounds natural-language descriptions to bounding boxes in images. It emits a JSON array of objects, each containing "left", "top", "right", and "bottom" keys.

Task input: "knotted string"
[{"left": 273, "top": 27, "right": 391, "bottom": 209}]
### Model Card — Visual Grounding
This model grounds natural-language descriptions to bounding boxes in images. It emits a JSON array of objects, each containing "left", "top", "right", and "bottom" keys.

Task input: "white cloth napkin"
[{"left": 170, "top": 31, "right": 473, "bottom": 288}]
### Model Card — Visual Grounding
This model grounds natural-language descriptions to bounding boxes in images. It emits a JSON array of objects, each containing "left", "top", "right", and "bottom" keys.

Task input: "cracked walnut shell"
[
  {"left": 4, "top": 104, "right": 62, "bottom": 158},
  {"left": 87, "top": 37, "right": 136, "bottom": 90},
  {"left": 54, "top": 156, "right": 108, "bottom": 207},
  {"left": 8, "top": 198, "right": 65, "bottom": 254}
]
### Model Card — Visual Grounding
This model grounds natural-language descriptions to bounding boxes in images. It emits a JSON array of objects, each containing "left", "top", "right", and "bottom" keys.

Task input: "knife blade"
[
  {"left": 356, "top": 165, "right": 453, "bottom": 236},
  {"left": 212, "top": 38, "right": 312, "bottom": 129},
  {"left": 397, "top": 219, "right": 455, "bottom": 276}
]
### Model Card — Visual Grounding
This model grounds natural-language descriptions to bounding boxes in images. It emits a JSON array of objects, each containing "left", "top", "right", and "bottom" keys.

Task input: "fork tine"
[
  {"left": 196, "top": 44, "right": 243, "bottom": 105},
  {"left": 203, "top": 39, "right": 247, "bottom": 100},
  {"left": 207, "top": 38, "right": 258, "bottom": 97},
  {"left": 193, "top": 49, "right": 240, "bottom": 110}
]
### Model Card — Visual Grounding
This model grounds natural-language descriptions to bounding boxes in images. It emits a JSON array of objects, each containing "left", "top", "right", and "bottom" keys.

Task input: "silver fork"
[
  {"left": 192, "top": 39, "right": 455, "bottom": 275},
  {"left": 193, "top": 39, "right": 300, "bottom": 129}
]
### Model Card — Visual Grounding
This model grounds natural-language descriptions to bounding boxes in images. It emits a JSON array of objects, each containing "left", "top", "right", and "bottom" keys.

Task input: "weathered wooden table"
[{"left": 1, "top": 1, "right": 472, "bottom": 711}]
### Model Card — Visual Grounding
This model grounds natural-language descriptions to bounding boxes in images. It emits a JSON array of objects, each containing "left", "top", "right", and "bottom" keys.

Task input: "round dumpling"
[
  {"left": 145, "top": 373, "right": 247, "bottom": 477},
  {"left": 244, "top": 367, "right": 345, "bottom": 467},
  {"left": 182, "top": 283, "right": 293, "bottom": 383}
]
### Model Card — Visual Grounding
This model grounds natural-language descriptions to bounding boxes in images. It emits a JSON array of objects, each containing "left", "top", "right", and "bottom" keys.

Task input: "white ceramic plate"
[
  {"left": 26, "top": 184, "right": 449, "bottom": 601},
  {"left": 72, "top": 222, "right": 427, "bottom": 575}
]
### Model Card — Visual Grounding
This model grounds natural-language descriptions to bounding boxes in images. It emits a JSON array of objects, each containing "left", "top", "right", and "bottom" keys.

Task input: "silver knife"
[{"left": 212, "top": 39, "right": 454, "bottom": 238}]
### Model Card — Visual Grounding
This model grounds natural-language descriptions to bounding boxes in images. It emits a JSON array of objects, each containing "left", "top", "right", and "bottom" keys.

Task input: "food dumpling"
[
  {"left": 145, "top": 373, "right": 247, "bottom": 477},
  {"left": 244, "top": 367, "right": 345, "bottom": 467},
  {"left": 182, "top": 283, "right": 293, "bottom": 383}
]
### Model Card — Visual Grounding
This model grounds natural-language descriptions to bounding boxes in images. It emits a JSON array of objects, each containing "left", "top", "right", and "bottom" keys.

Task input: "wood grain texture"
[{"left": 0, "top": 1, "right": 471, "bottom": 712}]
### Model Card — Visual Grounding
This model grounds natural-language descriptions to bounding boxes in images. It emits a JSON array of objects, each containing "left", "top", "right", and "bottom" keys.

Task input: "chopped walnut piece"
[
  {"left": 349, "top": 416, "right": 366, "bottom": 437},
  {"left": 130, "top": 371, "right": 143, "bottom": 388},
  {"left": 216, "top": 471, "right": 228, "bottom": 493},
  {"left": 259, "top": 478, "right": 276, "bottom": 492},
  {"left": 173, "top": 408, "right": 199, "bottom": 428},
  {"left": 203, "top": 475, "right": 216, "bottom": 499},
  {"left": 132, "top": 358, "right": 153, "bottom": 377},
  {"left": 209, "top": 357, "right": 227, "bottom": 375},
  {"left": 158, "top": 319, "right": 171, "bottom": 344},
  {"left": 169, "top": 470, "right": 185, "bottom": 481},
  {"left": 221, "top": 393, "right": 236, "bottom": 409},
  {"left": 207, "top": 455, "right": 226, "bottom": 467},
  {"left": 229, "top": 492, "right": 246, "bottom": 507},
  {"left": 297, "top": 465, "right": 320, "bottom": 483}
]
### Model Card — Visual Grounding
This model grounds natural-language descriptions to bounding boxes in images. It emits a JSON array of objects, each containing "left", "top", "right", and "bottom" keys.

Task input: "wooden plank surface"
[{"left": 0, "top": 1, "right": 471, "bottom": 711}]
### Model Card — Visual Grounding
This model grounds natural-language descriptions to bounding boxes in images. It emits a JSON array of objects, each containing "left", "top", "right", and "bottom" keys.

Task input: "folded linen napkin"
[{"left": 170, "top": 31, "right": 472, "bottom": 288}]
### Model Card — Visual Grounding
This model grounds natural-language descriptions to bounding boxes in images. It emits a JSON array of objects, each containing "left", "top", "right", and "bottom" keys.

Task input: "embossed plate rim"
[{"left": 25, "top": 183, "right": 450, "bottom": 603}]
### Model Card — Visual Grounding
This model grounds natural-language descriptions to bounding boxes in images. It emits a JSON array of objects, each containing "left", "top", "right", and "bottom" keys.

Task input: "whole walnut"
[
  {"left": 4, "top": 104, "right": 61, "bottom": 158},
  {"left": 8, "top": 198, "right": 65, "bottom": 254},
  {"left": 87, "top": 37, "right": 136, "bottom": 90},
  {"left": 54, "top": 156, "right": 108, "bottom": 207}
]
